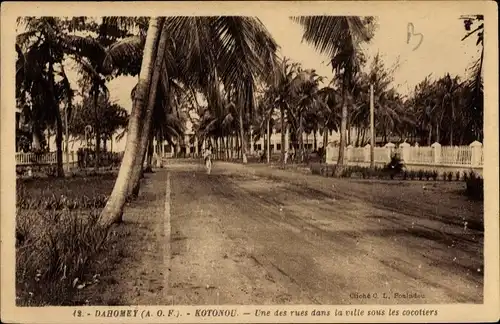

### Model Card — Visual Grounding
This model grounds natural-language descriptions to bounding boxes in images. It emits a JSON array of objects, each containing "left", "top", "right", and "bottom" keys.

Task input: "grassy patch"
[{"left": 15, "top": 175, "right": 120, "bottom": 306}]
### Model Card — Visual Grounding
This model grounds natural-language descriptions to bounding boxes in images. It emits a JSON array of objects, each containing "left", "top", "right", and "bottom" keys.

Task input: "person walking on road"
[{"left": 203, "top": 145, "right": 213, "bottom": 174}]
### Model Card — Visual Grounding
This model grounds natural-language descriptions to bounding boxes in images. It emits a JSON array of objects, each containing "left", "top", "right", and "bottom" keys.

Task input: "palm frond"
[{"left": 102, "top": 35, "right": 145, "bottom": 76}]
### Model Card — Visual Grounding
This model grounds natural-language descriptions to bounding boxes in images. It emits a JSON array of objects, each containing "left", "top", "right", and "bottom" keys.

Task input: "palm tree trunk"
[
  {"left": 128, "top": 18, "right": 168, "bottom": 198},
  {"left": 214, "top": 137, "right": 217, "bottom": 159},
  {"left": 280, "top": 105, "right": 286, "bottom": 168},
  {"left": 55, "top": 112, "right": 64, "bottom": 177},
  {"left": 450, "top": 100, "right": 455, "bottom": 146},
  {"left": 435, "top": 122, "right": 440, "bottom": 144},
  {"left": 347, "top": 119, "right": 351, "bottom": 146},
  {"left": 239, "top": 110, "right": 248, "bottom": 164},
  {"left": 313, "top": 130, "right": 317, "bottom": 151},
  {"left": 32, "top": 123, "right": 43, "bottom": 151},
  {"left": 146, "top": 134, "right": 154, "bottom": 170},
  {"left": 334, "top": 88, "right": 348, "bottom": 177},
  {"left": 355, "top": 127, "right": 360, "bottom": 147},
  {"left": 299, "top": 111, "right": 304, "bottom": 163},
  {"left": 93, "top": 90, "right": 101, "bottom": 171},
  {"left": 427, "top": 125, "right": 432, "bottom": 146},
  {"left": 98, "top": 17, "right": 162, "bottom": 228},
  {"left": 221, "top": 136, "right": 226, "bottom": 161},
  {"left": 322, "top": 126, "right": 328, "bottom": 150},
  {"left": 267, "top": 116, "right": 271, "bottom": 163},
  {"left": 48, "top": 60, "right": 64, "bottom": 177}
]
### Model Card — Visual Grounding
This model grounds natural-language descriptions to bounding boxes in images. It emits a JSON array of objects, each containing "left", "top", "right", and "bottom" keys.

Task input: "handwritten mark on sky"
[{"left": 407, "top": 23, "right": 424, "bottom": 51}]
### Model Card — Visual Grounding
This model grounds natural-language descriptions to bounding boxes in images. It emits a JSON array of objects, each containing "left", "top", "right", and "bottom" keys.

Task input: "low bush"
[
  {"left": 465, "top": 172, "right": 483, "bottom": 200},
  {"left": 309, "top": 161, "right": 480, "bottom": 186},
  {"left": 310, "top": 163, "right": 322, "bottom": 175},
  {"left": 384, "top": 153, "right": 405, "bottom": 179}
]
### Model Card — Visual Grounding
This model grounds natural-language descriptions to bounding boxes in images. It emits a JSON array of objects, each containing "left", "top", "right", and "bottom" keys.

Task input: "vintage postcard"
[{"left": 1, "top": 1, "right": 498, "bottom": 323}]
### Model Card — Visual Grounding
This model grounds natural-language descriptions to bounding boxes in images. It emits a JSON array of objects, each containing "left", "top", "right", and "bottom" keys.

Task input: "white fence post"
[
  {"left": 470, "top": 141, "right": 482, "bottom": 167},
  {"left": 399, "top": 141, "right": 410, "bottom": 163},
  {"left": 363, "top": 144, "right": 371, "bottom": 162},
  {"left": 431, "top": 142, "right": 442, "bottom": 164},
  {"left": 346, "top": 145, "right": 353, "bottom": 162},
  {"left": 384, "top": 142, "right": 395, "bottom": 161}
]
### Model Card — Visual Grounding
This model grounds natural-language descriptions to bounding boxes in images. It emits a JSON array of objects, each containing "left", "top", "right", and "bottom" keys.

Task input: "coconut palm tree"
[
  {"left": 253, "top": 90, "right": 277, "bottom": 163},
  {"left": 317, "top": 85, "right": 342, "bottom": 151},
  {"left": 288, "top": 68, "right": 325, "bottom": 162},
  {"left": 16, "top": 17, "right": 76, "bottom": 177},
  {"left": 196, "top": 86, "right": 240, "bottom": 160},
  {"left": 69, "top": 95, "right": 128, "bottom": 149},
  {"left": 98, "top": 17, "right": 163, "bottom": 227},
  {"left": 291, "top": 16, "right": 375, "bottom": 175},
  {"left": 266, "top": 58, "right": 301, "bottom": 167}
]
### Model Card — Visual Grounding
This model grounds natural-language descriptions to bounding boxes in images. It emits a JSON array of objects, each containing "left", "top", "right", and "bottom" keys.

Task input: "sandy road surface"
[{"left": 165, "top": 160, "right": 483, "bottom": 305}]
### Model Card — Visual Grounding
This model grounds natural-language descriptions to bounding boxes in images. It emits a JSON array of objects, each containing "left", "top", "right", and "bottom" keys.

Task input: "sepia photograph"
[{"left": 1, "top": 1, "right": 498, "bottom": 323}]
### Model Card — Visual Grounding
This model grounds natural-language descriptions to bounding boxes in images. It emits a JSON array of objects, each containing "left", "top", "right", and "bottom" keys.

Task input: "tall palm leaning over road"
[
  {"left": 98, "top": 17, "right": 279, "bottom": 227},
  {"left": 98, "top": 17, "right": 163, "bottom": 227},
  {"left": 292, "top": 16, "right": 375, "bottom": 175}
]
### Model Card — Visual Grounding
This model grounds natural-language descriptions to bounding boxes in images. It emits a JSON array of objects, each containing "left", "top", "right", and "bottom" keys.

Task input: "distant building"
[{"left": 154, "top": 122, "right": 341, "bottom": 158}]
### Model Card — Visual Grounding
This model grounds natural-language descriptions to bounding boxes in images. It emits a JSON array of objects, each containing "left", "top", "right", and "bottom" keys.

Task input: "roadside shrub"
[
  {"left": 465, "top": 172, "right": 483, "bottom": 200},
  {"left": 455, "top": 171, "right": 461, "bottom": 181},
  {"left": 340, "top": 166, "right": 353, "bottom": 178},
  {"left": 46, "top": 165, "right": 57, "bottom": 177},
  {"left": 384, "top": 153, "right": 405, "bottom": 179},
  {"left": 431, "top": 171, "right": 439, "bottom": 181},
  {"left": 417, "top": 170, "right": 424, "bottom": 181},
  {"left": 447, "top": 172, "right": 453, "bottom": 181},
  {"left": 310, "top": 163, "right": 322, "bottom": 175}
]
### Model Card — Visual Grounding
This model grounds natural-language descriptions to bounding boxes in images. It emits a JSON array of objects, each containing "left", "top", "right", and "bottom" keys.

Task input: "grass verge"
[{"left": 15, "top": 173, "right": 126, "bottom": 306}]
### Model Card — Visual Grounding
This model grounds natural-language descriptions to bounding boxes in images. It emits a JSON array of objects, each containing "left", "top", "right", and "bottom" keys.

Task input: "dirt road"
[
  {"left": 163, "top": 160, "right": 483, "bottom": 305},
  {"left": 85, "top": 160, "right": 483, "bottom": 306}
]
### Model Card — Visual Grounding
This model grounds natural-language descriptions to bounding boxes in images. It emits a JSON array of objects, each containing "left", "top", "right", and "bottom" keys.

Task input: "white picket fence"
[
  {"left": 326, "top": 141, "right": 484, "bottom": 170},
  {"left": 16, "top": 151, "right": 78, "bottom": 165},
  {"left": 16, "top": 151, "right": 130, "bottom": 166}
]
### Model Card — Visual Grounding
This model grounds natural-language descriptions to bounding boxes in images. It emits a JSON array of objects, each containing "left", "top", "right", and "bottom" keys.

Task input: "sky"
[{"left": 99, "top": 14, "right": 480, "bottom": 114}]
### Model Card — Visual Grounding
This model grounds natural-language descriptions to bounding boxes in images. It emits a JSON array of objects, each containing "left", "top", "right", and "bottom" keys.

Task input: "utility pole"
[{"left": 370, "top": 83, "right": 375, "bottom": 168}]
